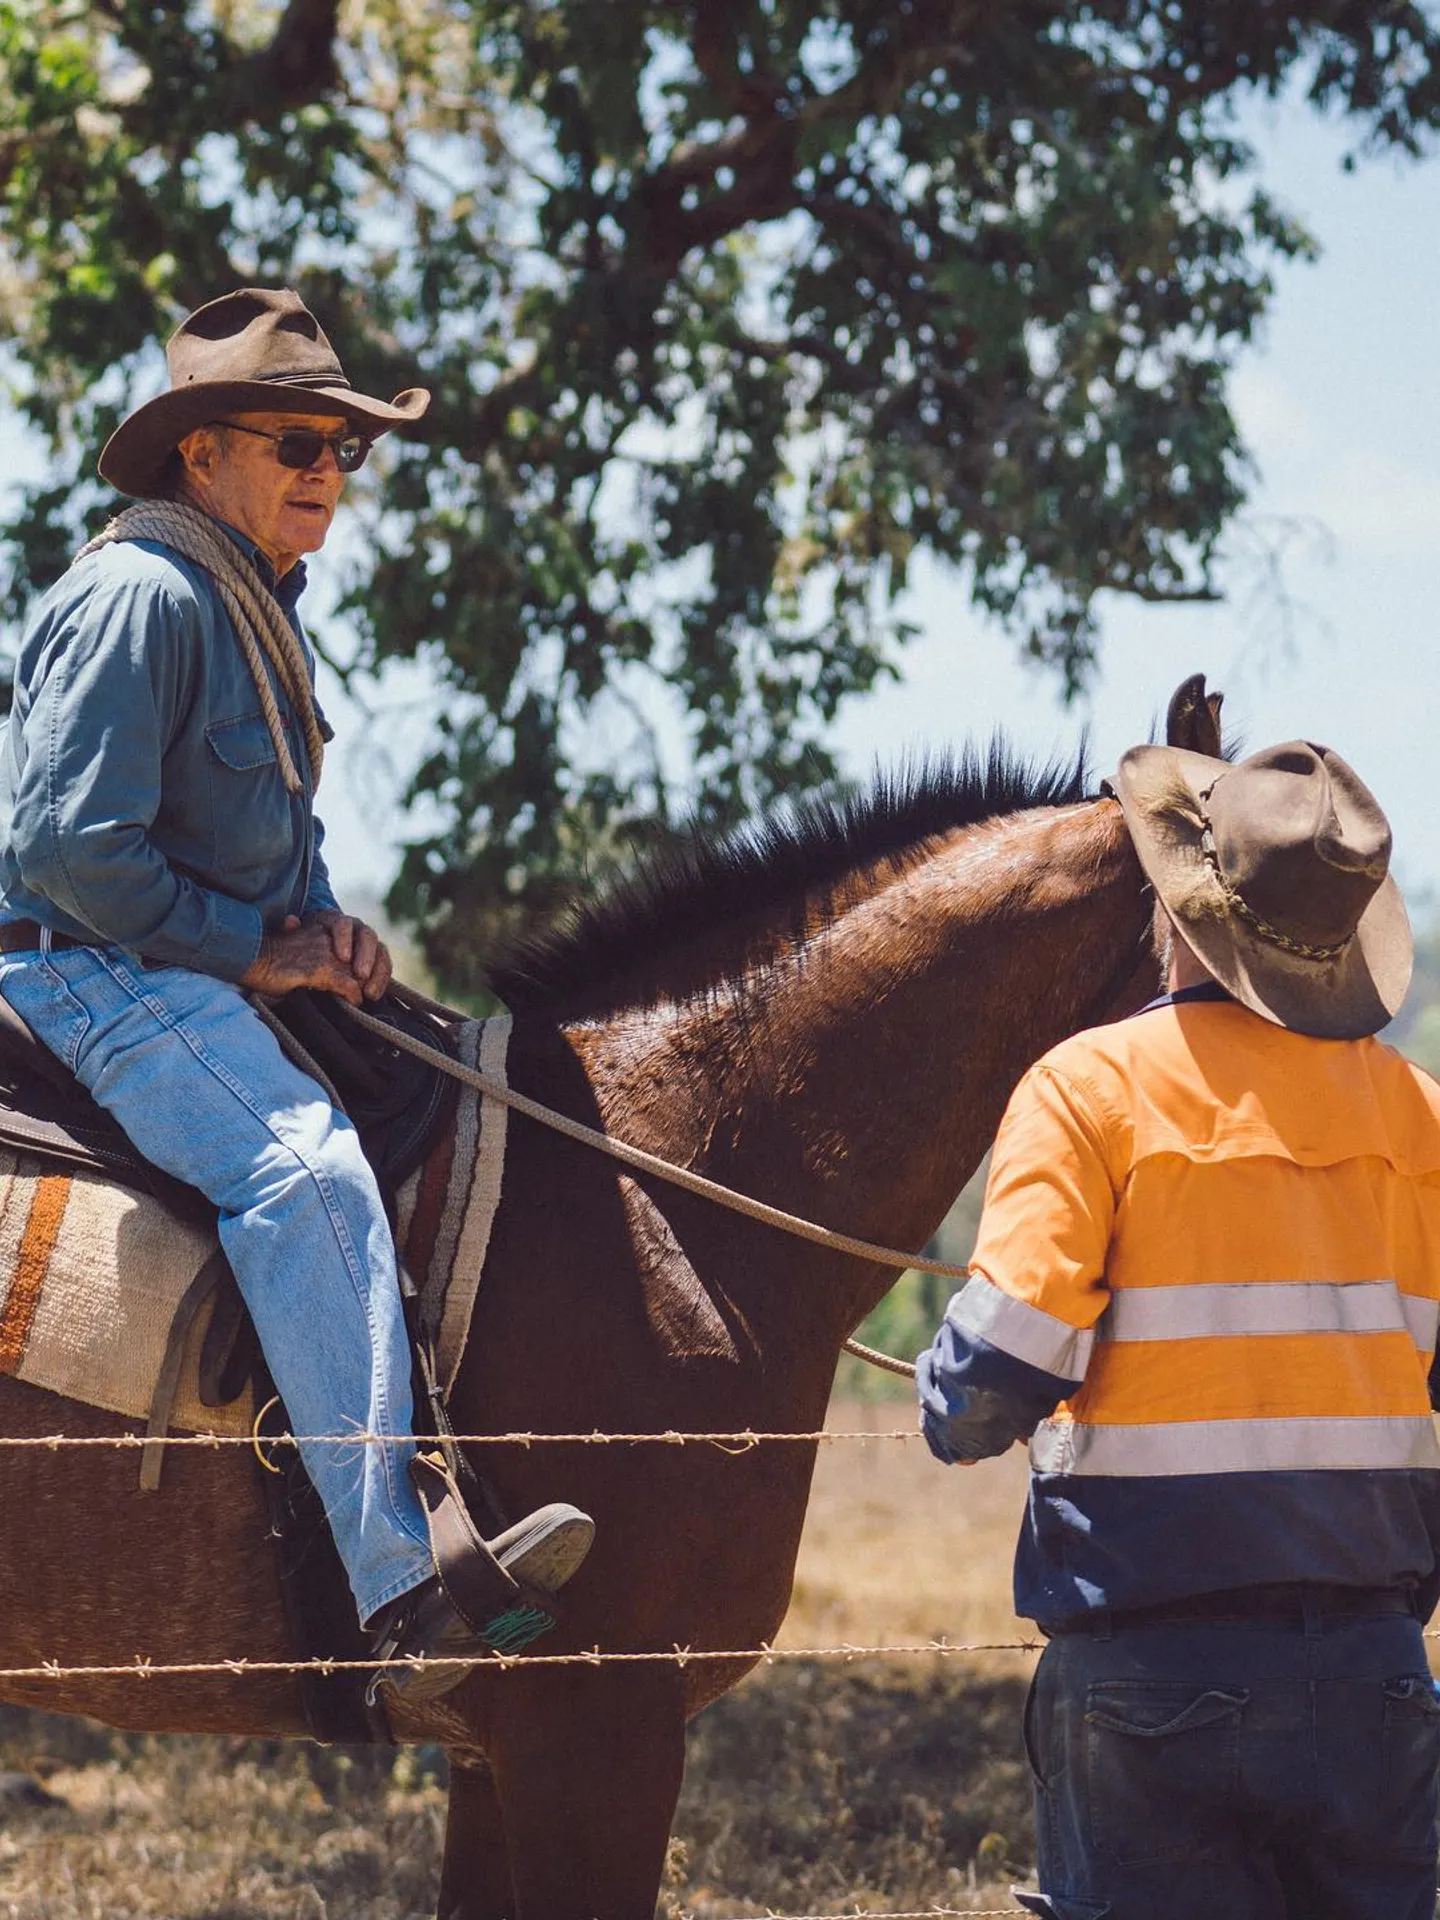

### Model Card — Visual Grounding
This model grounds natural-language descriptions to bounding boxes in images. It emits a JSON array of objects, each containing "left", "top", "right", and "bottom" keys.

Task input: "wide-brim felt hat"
[
  {"left": 99, "top": 287, "right": 430, "bottom": 497},
  {"left": 1112, "top": 740, "right": 1412, "bottom": 1040}
]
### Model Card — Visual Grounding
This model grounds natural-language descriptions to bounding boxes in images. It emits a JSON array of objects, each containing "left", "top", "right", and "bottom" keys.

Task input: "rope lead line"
[{"left": 344, "top": 999, "right": 965, "bottom": 1377}]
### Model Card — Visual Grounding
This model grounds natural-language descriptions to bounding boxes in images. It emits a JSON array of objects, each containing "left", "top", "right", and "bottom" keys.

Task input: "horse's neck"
[{"left": 586, "top": 798, "right": 1147, "bottom": 1337}]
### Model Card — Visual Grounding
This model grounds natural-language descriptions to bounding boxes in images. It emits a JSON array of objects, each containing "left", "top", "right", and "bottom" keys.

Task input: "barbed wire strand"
[
  {"left": 0, "top": 1427, "right": 926, "bottom": 1450},
  {"left": 9, "top": 1607, "right": 1440, "bottom": 1686},
  {"left": 677, "top": 1909, "right": 1027, "bottom": 1918},
  {"left": 11, "top": 1621, "right": 1440, "bottom": 1685},
  {"left": 0, "top": 1639, "right": 1045, "bottom": 1683}
]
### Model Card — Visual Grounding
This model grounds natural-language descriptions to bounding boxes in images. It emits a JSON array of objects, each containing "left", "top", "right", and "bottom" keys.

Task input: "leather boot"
[{"left": 368, "top": 1453, "right": 594, "bottom": 1703}]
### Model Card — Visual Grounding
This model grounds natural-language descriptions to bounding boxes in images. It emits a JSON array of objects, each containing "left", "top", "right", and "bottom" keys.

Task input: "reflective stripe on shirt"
[
  {"left": 1101, "top": 1279, "right": 1440, "bottom": 1353},
  {"left": 1031, "top": 1411, "right": 1440, "bottom": 1477},
  {"left": 920, "top": 1001, "right": 1440, "bottom": 1626},
  {"left": 944, "top": 1272, "right": 1094, "bottom": 1381}
]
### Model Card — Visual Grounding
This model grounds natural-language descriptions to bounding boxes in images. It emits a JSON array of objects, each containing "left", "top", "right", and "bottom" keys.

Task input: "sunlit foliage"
[{"left": 2, "top": 2, "right": 1438, "bottom": 976}]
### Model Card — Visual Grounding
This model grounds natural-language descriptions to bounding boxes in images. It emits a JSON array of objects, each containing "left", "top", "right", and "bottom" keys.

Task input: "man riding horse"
[{"left": 0, "top": 286, "right": 592, "bottom": 1698}]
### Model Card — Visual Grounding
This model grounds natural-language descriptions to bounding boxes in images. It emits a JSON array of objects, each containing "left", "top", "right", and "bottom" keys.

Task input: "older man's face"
[{"left": 177, "top": 409, "right": 355, "bottom": 576}]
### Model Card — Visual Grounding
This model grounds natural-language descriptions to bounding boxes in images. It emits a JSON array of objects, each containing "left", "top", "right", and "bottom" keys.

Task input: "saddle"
[
  {"left": 0, "top": 981, "right": 460, "bottom": 1403},
  {"left": 0, "top": 979, "right": 464, "bottom": 1745},
  {"left": 0, "top": 982, "right": 457, "bottom": 1214}
]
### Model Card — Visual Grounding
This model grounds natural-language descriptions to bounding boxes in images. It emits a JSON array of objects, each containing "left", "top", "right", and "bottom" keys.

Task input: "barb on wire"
[{"left": 0, "top": 1427, "right": 928, "bottom": 1450}]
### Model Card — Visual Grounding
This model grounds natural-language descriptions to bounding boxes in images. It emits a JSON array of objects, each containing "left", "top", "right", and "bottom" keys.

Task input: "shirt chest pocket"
[{"left": 204, "top": 713, "right": 299, "bottom": 878}]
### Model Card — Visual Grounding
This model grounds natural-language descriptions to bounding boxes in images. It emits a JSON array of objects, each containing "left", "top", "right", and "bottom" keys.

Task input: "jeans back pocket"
[
  {"left": 1086, "top": 1682, "right": 1248, "bottom": 1866},
  {"left": 1380, "top": 1673, "right": 1440, "bottom": 1860}
]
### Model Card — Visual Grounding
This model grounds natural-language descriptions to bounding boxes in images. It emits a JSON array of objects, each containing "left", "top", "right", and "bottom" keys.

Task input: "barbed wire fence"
[
  {"left": 19, "top": 1417, "right": 1436, "bottom": 1919},
  {"left": 0, "top": 1427, "right": 1037, "bottom": 1676},
  {"left": 0, "top": 1419, "right": 1042, "bottom": 1915}
]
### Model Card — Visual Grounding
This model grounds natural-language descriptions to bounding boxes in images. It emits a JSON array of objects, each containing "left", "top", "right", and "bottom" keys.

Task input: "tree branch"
[
  {"left": 689, "top": 7, "right": 788, "bottom": 122},
  {"left": 229, "top": 0, "right": 341, "bottom": 116},
  {"left": 654, "top": 128, "right": 801, "bottom": 263},
  {"left": 1124, "top": 579, "right": 1221, "bottom": 604},
  {"left": 645, "top": 5, "right": 984, "bottom": 267}
]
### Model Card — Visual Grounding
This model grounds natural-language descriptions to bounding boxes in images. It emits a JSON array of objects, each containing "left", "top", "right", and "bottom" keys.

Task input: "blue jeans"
[
  {"left": 1020, "top": 1610, "right": 1440, "bottom": 1920},
  {"left": 0, "top": 940, "right": 433, "bottom": 1624}
]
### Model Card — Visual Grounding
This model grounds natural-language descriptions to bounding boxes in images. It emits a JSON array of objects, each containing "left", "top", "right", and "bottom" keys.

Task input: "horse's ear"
[{"left": 1165, "top": 673, "right": 1224, "bottom": 758}]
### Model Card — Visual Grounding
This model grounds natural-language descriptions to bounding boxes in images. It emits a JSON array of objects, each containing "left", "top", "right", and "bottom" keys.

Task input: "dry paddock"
[{"left": 0, "top": 1408, "right": 1434, "bottom": 1918}]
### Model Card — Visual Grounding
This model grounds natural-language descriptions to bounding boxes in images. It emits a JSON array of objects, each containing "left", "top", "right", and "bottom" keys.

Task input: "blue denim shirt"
[{"left": 0, "top": 523, "right": 340, "bottom": 981}]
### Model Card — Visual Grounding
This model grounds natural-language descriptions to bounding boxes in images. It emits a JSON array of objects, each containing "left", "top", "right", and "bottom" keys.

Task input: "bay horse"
[{"left": 0, "top": 682, "right": 1221, "bottom": 1918}]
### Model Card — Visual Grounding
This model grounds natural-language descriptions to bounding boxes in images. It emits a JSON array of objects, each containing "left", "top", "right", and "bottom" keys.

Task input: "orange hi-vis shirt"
[{"left": 917, "top": 991, "right": 1440, "bottom": 1627}]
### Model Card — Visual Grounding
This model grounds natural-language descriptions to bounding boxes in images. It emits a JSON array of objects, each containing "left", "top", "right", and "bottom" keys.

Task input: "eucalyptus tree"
[{"left": 2, "top": 1, "right": 1437, "bottom": 980}]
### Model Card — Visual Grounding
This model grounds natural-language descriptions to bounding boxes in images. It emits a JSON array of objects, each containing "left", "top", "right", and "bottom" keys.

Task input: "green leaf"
[{"left": 4, "top": 0, "right": 1439, "bottom": 984}]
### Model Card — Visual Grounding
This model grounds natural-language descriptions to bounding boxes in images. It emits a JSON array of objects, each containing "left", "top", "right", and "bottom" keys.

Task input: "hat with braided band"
[
  {"left": 99, "top": 287, "right": 429, "bottom": 497},
  {"left": 1113, "top": 739, "right": 1412, "bottom": 1038}
]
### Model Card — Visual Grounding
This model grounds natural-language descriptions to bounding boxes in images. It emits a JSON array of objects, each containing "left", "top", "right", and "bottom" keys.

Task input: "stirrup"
[
  {"left": 410, "top": 1449, "right": 593, "bottom": 1620},
  {"left": 367, "top": 1451, "right": 594, "bottom": 1702}
]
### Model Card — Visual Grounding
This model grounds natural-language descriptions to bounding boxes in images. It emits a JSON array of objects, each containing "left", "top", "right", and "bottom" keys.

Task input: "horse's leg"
[
  {"left": 438, "top": 1754, "right": 516, "bottom": 1920},
  {"left": 474, "top": 1668, "right": 687, "bottom": 1920}
]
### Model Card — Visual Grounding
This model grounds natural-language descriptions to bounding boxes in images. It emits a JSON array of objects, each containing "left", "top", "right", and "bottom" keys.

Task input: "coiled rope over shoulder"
[{"left": 76, "top": 499, "right": 324, "bottom": 796}]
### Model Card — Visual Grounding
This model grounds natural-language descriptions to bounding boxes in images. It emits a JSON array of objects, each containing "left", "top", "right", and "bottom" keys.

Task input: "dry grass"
[
  {"left": 781, "top": 1400, "right": 1035, "bottom": 1663},
  {"left": 0, "top": 1410, "right": 1039, "bottom": 1918},
  {"left": 0, "top": 1727, "right": 446, "bottom": 1918},
  {"left": 669, "top": 1662, "right": 1032, "bottom": 1918},
  {"left": 662, "top": 1400, "right": 1035, "bottom": 1916}
]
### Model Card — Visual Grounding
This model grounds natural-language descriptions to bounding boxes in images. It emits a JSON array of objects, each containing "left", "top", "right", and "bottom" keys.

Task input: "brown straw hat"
[
  {"left": 98, "top": 287, "right": 430, "bottom": 498},
  {"left": 1112, "top": 740, "right": 1412, "bottom": 1039}
]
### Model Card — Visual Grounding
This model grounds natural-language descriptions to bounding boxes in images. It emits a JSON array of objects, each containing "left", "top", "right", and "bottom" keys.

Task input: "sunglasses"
[{"left": 213, "top": 420, "right": 372, "bottom": 473}]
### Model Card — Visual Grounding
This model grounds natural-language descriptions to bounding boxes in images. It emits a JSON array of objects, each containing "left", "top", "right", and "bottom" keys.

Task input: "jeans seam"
[
  {"left": 31, "top": 940, "right": 96, "bottom": 1072},
  {"left": 86, "top": 946, "right": 429, "bottom": 1551}
]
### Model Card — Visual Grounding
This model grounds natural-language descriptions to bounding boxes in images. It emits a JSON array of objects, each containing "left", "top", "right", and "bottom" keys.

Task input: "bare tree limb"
[
  {"left": 645, "top": 4, "right": 985, "bottom": 265},
  {"left": 1122, "top": 578, "right": 1221, "bottom": 604},
  {"left": 232, "top": 0, "right": 341, "bottom": 109}
]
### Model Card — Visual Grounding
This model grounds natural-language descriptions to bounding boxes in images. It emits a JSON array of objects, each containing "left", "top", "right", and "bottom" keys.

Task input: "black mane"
[{"left": 489, "top": 741, "right": 1091, "bottom": 1018}]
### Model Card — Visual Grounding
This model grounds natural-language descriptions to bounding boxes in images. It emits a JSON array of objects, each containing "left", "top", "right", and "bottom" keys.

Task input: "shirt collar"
[
  {"left": 1137, "top": 981, "right": 1234, "bottom": 1016},
  {"left": 213, "top": 518, "right": 309, "bottom": 614}
]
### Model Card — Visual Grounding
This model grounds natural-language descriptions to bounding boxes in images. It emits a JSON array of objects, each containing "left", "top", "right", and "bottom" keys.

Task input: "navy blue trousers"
[{"left": 1017, "top": 1612, "right": 1440, "bottom": 1920}]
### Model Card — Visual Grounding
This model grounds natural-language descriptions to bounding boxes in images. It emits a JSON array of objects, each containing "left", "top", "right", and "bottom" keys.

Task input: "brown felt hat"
[
  {"left": 1112, "top": 740, "right": 1412, "bottom": 1039},
  {"left": 98, "top": 287, "right": 430, "bottom": 497}
]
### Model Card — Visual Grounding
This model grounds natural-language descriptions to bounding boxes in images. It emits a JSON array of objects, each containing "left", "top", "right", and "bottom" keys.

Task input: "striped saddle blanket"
[
  {"left": 0, "top": 1015, "right": 512, "bottom": 1442},
  {"left": 0, "top": 1146, "right": 250, "bottom": 1436}
]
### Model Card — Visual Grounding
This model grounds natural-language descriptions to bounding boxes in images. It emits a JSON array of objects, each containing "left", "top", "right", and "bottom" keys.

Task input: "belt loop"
[
  {"left": 1093, "top": 1605, "right": 1113, "bottom": 1642},
  {"left": 38, "top": 926, "right": 52, "bottom": 958},
  {"left": 1301, "top": 1590, "right": 1322, "bottom": 1638}
]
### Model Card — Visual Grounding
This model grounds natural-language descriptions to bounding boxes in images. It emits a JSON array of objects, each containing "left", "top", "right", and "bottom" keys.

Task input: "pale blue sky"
[
  {"left": 825, "top": 96, "right": 1440, "bottom": 907},
  {"left": 6, "top": 84, "right": 1439, "bottom": 917}
]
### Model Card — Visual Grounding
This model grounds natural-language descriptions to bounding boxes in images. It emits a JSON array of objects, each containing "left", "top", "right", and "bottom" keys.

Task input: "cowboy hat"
[
  {"left": 98, "top": 287, "right": 430, "bottom": 497},
  {"left": 1112, "top": 740, "right": 1412, "bottom": 1039}
]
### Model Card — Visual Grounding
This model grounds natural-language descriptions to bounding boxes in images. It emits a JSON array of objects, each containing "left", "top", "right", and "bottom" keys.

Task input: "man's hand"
[
  {"left": 308, "top": 910, "right": 393, "bottom": 1002},
  {"left": 238, "top": 913, "right": 393, "bottom": 1004}
]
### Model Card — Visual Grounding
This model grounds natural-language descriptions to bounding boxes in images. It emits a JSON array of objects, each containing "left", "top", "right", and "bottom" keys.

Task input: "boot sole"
[{"left": 492, "top": 1503, "right": 595, "bottom": 1594}]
